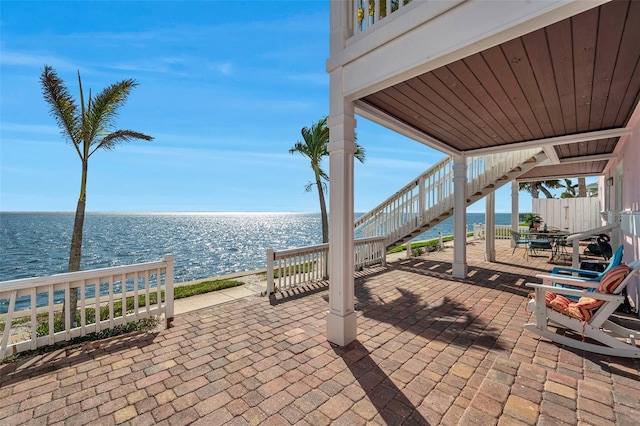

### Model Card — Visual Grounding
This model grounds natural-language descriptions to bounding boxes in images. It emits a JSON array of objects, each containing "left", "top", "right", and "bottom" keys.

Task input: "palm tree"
[
  {"left": 518, "top": 180, "right": 561, "bottom": 198},
  {"left": 290, "top": 116, "right": 365, "bottom": 243},
  {"left": 40, "top": 65, "right": 153, "bottom": 323},
  {"left": 577, "top": 177, "right": 587, "bottom": 197},
  {"left": 559, "top": 178, "right": 578, "bottom": 198}
]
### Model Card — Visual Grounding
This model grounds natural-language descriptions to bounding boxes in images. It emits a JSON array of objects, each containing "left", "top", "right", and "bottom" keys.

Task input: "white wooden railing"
[
  {"left": 355, "top": 0, "right": 413, "bottom": 33},
  {"left": 620, "top": 210, "right": 640, "bottom": 238},
  {"left": 266, "top": 236, "right": 386, "bottom": 294},
  {"left": 0, "top": 254, "right": 174, "bottom": 359},
  {"left": 355, "top": 149, "right": 543, "bottom": 248},
  {"left": 566, "top": 224, "right": 619, "bottom": 268},
  {"left": 474, "top": 225, "right": 529, "bottom": 240}
]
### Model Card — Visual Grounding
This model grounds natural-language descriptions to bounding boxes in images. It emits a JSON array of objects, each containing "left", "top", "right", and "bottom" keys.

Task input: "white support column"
[
  {"left": 453, "top": 156, "right": 467, "bottom": 278},
  {"left": 511, "top": 181, "right": 519, "bottom": 248},
  {"left": 327, "top": 69, "right": 357, "bottom": 347},
  {"left": 485, "top": 192, "right": 496, "bottom": 262},
  {"left": 325, "top": 0, "right": 357, "bottom": 347}
]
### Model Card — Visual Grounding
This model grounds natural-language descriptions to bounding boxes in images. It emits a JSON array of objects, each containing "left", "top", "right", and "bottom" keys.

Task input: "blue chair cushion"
[{"left": 551, "top": 245, "right": 624, "bottom": 300}]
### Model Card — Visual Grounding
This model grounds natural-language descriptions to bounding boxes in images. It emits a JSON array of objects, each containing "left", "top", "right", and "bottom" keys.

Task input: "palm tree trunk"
[
  {"left": 578, "top": 177, "right": 587, "bottom": 197},
  {"left": 65, "top": 162, "right": 88, "bottom": 325},
  {"left": 316, "top": 178, "right": 329, "bottom": 244},
  {"left": 539, "top": 185, "right": 554, "bottom": 198}
]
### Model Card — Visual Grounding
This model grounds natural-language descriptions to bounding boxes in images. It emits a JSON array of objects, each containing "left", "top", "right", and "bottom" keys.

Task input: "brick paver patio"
[{"left": 1, "top": 239, "right": 639, "bottom": 425}]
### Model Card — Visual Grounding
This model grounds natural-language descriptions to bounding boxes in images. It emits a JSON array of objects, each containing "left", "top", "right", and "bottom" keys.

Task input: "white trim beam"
[
  {"left": 467, "top": 128, "right": 633, "bottom": 156},
  {"left": 516, "top": 172, "right": 603, "bottom": 183},
  {"left": 559, "top": 153, "right": 616, "bottom": 164}
]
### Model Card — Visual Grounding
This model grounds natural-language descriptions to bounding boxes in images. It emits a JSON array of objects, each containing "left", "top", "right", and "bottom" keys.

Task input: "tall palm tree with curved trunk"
[
  {"left": 290, "top": 116, "right": 365, "bottom": 243},
  {"left": 519, "top": 180, "right": 561, "bottom": 198},
  {"left": 40, "top": 65, "right": 153, "bottom": 323}
]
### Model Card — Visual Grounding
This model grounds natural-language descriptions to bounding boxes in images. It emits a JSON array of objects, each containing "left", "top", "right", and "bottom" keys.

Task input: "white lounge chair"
[{"left": 525, "top": 260, "right": 640, "bottom": 358}]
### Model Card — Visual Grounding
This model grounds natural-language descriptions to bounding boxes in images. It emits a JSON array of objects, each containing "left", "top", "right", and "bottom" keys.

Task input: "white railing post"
[
  {"left": 266, "top": 249, "right": 275, "bottom": 295},
  {"left": 406, "top": 239, "right": 412, "bottom": 259},
  {"left": 164, "top": 254, "right": 175, "bottom": 326}
]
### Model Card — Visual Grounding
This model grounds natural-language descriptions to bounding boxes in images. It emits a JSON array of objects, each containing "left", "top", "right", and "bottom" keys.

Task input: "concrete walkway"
[
  {"left": 173, "top": 282, "right": 264, "bottom": 315},
  {"left": 1, "top": 239, "right": 638, "bottom": 425}
]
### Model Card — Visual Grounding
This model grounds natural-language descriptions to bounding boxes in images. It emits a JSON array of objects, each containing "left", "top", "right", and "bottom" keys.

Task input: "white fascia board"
[
  {"left": 515, "top": 172, "right": 602, "bottom": 183},
  {"left": 466, "top": 128, "right": 633, "bottom": 156},
  {"left": 559, "top": 154, "right": 616, "bottom": 164},
  {"left": 335, "top": 0, "right": 607, "bottom": 100},
  {"left": 354, "top": 100, "right": 461, "bottom": 157}
]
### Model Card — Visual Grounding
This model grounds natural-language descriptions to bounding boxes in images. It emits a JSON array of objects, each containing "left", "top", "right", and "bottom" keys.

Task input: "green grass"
[
  {"left": 273, "top": 261, "right": 316, "bottom": 278},
  {"left": 387, "top": 233, "right": 467, "bottom": 254}
]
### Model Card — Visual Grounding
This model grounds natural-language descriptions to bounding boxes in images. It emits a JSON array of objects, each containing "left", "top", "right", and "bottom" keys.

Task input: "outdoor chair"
[
  {"left": 548, "top": 245, "right": 624, "bottom": 303},
  {"left": 511, "top": 231, "right": 532, "bottom": 256},
  {"left": 528, "top": 238, "right": 553, "bottom": 257},
  {"left": 551, "top": 245, "right": 624, "bottom": 280},
  {"left": 525, "top": 260, "right": 640, "bottom": 358},
  {"left": 596, "top": 234, "right": 613, "bottom": 260}
]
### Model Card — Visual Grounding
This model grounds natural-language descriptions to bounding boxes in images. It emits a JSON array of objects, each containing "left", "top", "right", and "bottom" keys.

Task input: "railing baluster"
[
  {"left": 64, "top": 282, "right": 71, "bottom": 340},
  {"left": 80, "top": 280, "right": 86, "bottom": 336},
  {"left": 0, "top": 290, "right": 17, "bottom": 357},
  {"left": 144, "top": 273, "right": 150, "bottom": 314},
  {"left": 48, "top": 285, "right": 54, "bottom": 345},
  {"left": 134, "top": 271, "right": 139, "bottom": 320},
  {"left": 95, "top": 279, "right": 102, "bottom": 332},
  {"left": 108, "top": 276, "right": 115, "bottom": 328},
  {"left": 121, "top": 274, "right": 127, "bottom": 321},
  {"left": 30, "top": 287, "right": 37, "bottom": 349},
  {"left": 156, "top": 268, "right": 162, "bottom": 313}
]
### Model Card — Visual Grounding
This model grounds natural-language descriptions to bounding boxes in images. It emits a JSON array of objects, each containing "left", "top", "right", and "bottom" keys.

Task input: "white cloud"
[
  {"left": 209, "top": 62, "right": 233, "bottom": 76},
  {"left": 0, "top": 123, "right": 60, "bottom": 135},
  {"left": 0, "top": 50, "right": 79, "bottom": 71}
]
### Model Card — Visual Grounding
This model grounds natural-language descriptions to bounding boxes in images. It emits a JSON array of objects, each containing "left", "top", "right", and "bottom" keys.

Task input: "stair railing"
[{"left": 356, "top": 148, "right": 543, "bottom": 248}]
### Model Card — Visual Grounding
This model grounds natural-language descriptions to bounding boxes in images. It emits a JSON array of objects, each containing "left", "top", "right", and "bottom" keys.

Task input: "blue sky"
[{"left": 0, "top": 1, "right": 591, "bottom": 214}]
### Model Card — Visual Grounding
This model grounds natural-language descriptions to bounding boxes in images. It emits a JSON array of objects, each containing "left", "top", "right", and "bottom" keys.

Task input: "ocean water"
[{"left": 0, "top": 211, "right": 513, "bottom": 284}]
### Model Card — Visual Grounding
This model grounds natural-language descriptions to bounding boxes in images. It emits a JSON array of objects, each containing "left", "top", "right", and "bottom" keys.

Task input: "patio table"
[{"left": 531, "top": 231, "right": 571, "bottom": 263}]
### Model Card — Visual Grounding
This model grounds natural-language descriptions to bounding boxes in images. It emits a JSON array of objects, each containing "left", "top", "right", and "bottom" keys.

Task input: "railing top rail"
[
  {"left": 0, "top": 255, "right": 173, "bottom": 292},
  {"left": 354, "top": 236, "right": 387, "bottom": 244},
  {"left": 565, "top": 223, "right": 619, "bottom": 242},
  {"left": 272, "top": 243, "right": 330, "bottom": 258},
  {"left": 271, "top": 236, "right": 387, "bottom": 258}
]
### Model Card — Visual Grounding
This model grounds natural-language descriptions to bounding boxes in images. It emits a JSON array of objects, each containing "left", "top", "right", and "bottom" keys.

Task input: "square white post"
[
  {"left": 453, "top": 156, "right": 467, "bottom": 278},
  {"left": 485, "top": 192, "right": 496, "bottom": 261},
  {"left": 327, "top": 67, "right": 357, "bottom": 346},
  {"left": 511, "top": 181, "right": 519, "bottom": 248}
]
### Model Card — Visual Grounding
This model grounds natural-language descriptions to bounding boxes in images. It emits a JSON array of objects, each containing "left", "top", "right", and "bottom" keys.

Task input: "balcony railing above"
[{"left": 356, "top": 0, "right": 412, "bottom": 33}]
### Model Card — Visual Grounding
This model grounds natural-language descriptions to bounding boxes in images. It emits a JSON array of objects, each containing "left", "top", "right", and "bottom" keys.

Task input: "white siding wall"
[{"left": 532, "top": 198, "right": 600, "bottom": 233}]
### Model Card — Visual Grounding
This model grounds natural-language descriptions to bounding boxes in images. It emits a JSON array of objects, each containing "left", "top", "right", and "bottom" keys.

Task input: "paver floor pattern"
[{"left": 1, "top": 239, "right": 639, "bottom": 425}]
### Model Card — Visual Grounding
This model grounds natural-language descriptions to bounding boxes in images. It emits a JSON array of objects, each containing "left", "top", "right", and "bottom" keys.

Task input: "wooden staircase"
[{"left": 355, "top": 149, "right": 548, "bottom": 250}]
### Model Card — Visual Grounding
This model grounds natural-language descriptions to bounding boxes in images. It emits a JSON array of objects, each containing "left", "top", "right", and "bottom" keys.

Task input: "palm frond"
[
  {"left": 90, "top": 130, "right": 153, "bottom": 156},
  {"left": 289, "top": 141, "right": 311, "bottom": 156},
  {"left": 40, "top": 65, "right": 81, "bottom": 147},
  {"left": 355, "top": 144, "right": 366, "bottom": 163},
  {"left": 86, "top": 79, "right": 137, "bottom": 145}
]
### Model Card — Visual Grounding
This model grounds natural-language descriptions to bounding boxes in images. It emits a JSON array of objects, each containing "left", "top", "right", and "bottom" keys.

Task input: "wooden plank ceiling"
[{"left": 361, "top": 0, "right": 640, "bottom": 179}]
